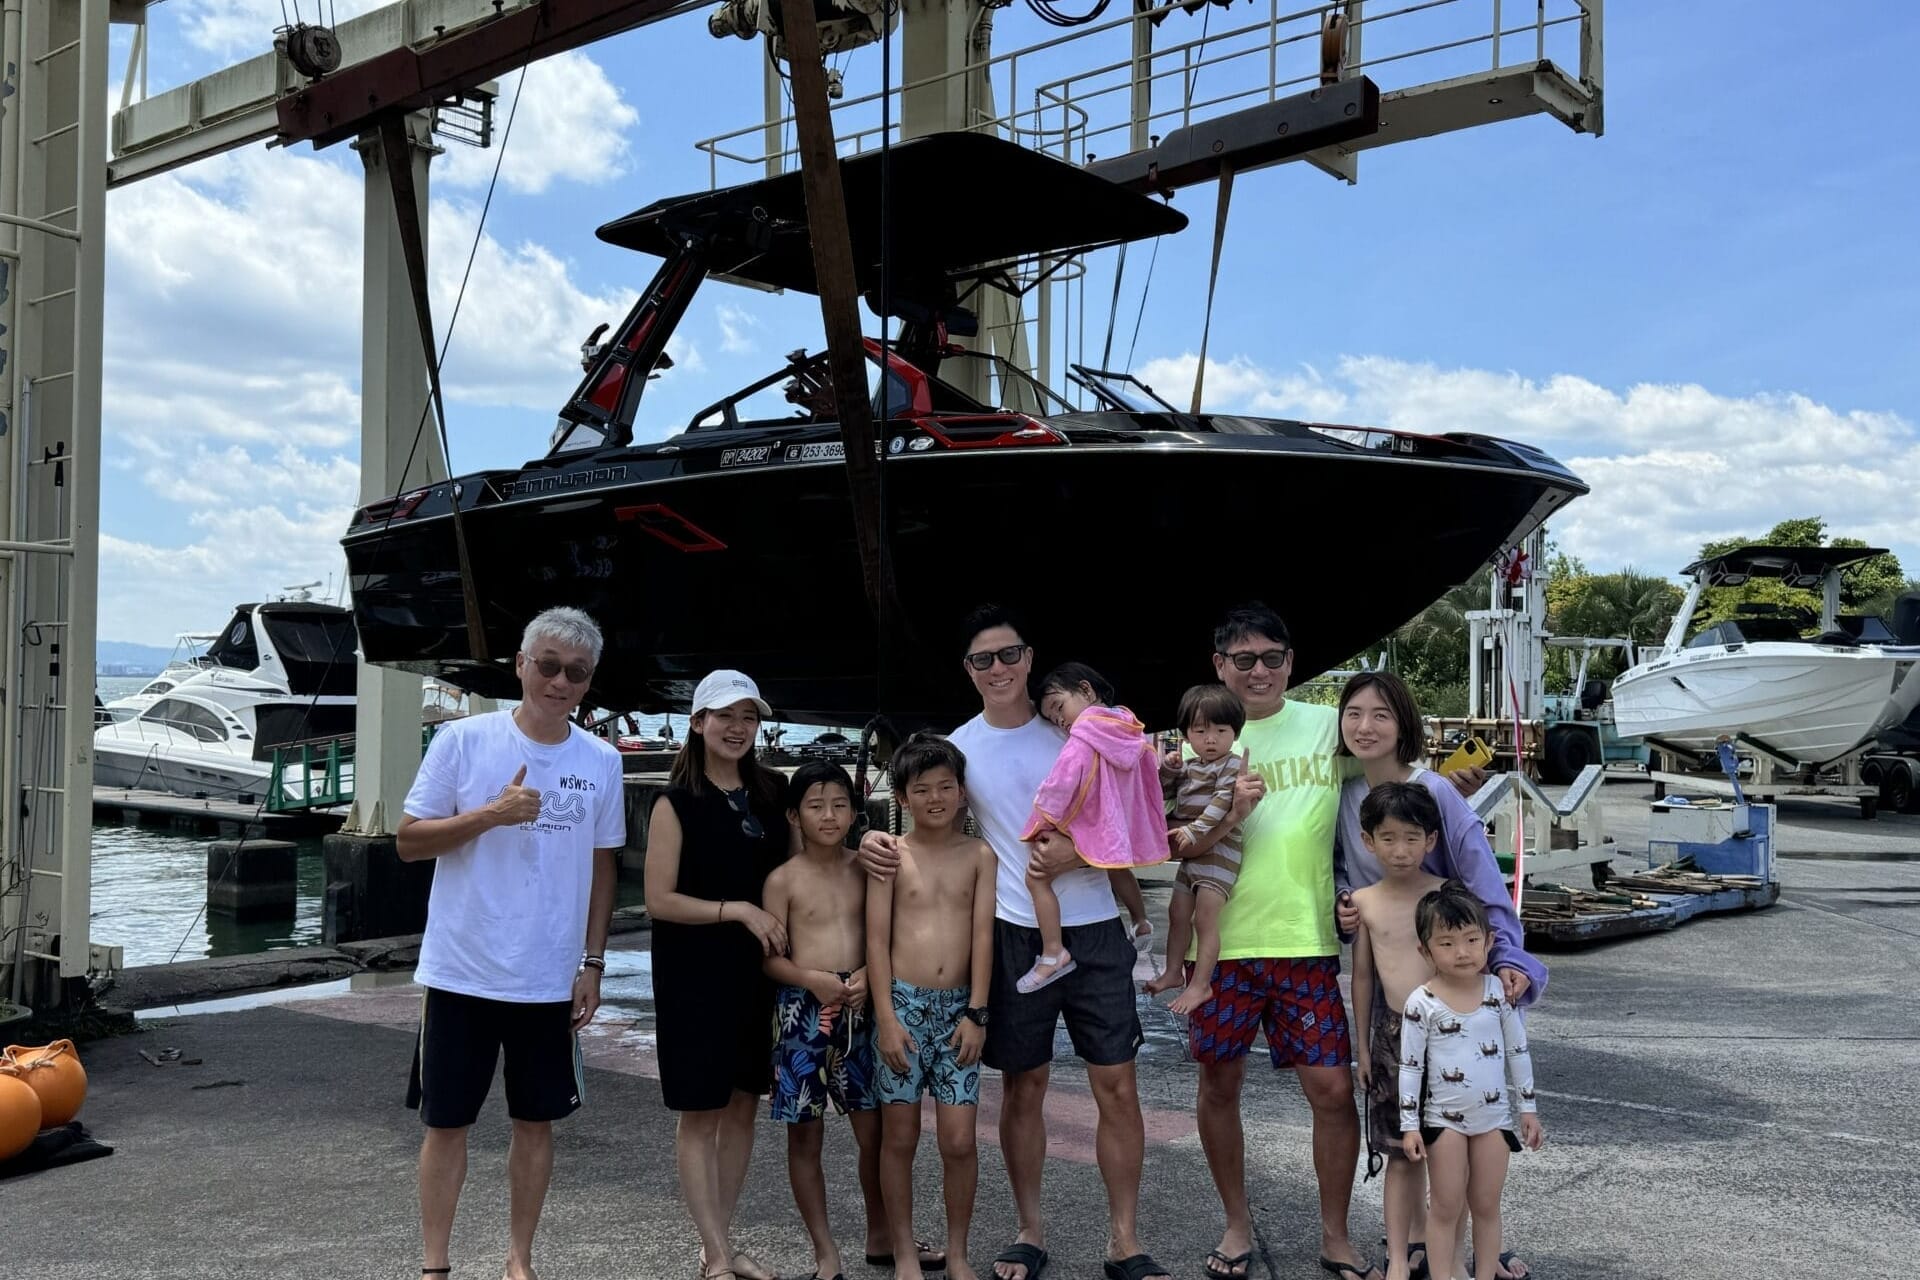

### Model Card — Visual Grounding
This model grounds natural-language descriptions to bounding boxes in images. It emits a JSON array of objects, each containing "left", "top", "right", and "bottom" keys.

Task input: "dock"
[{"left": 91, "top": 787, "right": 347, "bottom": 838}]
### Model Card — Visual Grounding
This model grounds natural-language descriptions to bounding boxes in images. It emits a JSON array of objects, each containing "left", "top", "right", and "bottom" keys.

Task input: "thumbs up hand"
[{"left": 488, "top": 763, "right": 543, "bottom": 828}]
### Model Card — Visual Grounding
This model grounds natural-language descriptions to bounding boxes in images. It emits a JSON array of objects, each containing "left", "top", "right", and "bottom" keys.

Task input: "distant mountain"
[{"left": 97, "top": 639, "right": 180, "bottom": 673}]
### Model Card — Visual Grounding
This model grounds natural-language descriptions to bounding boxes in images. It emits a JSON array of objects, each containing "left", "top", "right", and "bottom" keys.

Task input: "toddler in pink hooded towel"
[{"left": 1017, "top": 662, "right": 1170, "bottom": 993}]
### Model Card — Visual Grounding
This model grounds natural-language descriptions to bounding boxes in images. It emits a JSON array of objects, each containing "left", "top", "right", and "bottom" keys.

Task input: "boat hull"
[
  {"left": 344, "top": 430, "right": 1582, "bottom": 729},
  {"left": 92, "top": 737, "right": 275, "bottom": 803},
  {"left": 1612, "top": 643, "right": 1920, "bottom": 765}
]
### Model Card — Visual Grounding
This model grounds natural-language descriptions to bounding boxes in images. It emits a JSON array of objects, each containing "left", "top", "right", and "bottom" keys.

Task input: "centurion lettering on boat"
[{"left": 500, "top": 466, "right": 630, "bottom": 499}]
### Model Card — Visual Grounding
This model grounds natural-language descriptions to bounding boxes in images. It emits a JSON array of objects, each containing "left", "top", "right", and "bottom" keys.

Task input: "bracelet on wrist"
[
  {"left": 580, "top": 954, "right": 606, "bottom": 973},
  {"left": 716, "top": 898, "right": 727, "bottom": 923}
]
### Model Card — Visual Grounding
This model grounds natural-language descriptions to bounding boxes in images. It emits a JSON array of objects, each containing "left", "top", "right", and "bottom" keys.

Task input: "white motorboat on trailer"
[{"left": 1611, "top": 546, "right": 1920, "bottom": 767}]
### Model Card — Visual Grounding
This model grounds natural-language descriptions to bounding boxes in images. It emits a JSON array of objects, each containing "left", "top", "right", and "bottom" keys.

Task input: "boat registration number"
[
  {"left": 720, "top": 446, "right": 774, "bottom": 467},
  {"left": 786, "top": 442, "right": 845, "bottom": 462}
]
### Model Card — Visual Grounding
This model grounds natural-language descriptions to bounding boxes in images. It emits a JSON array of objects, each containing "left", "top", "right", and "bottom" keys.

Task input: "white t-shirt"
[
  {"left": 403, "top": 711, "right": 627, "bottom": 1003},
  {"left": 948, "top": 710, "right": 1120, "bottom": 929}
]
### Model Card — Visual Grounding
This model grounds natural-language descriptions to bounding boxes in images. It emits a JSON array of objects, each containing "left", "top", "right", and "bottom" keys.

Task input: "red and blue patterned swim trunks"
[{"left": 1183, "top": 956, "right": 1352, "bottom": 1068}]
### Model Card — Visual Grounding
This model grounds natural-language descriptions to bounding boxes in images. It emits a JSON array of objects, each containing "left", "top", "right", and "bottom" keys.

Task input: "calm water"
[{"left": 88, "top": 675, "right": 761, "bottom": 968}]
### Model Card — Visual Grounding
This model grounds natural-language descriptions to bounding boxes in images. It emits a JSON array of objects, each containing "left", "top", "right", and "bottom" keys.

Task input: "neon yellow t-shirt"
[{"left": 1213, "top": 698, "right": 1346, "bottom": 961}]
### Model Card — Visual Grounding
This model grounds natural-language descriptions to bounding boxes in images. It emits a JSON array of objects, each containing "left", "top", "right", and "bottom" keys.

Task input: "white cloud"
[
  {"left": 100, "top": 503, "right": 356, "bottom": 645},
  {"left": 172, "top": 0, "right": 391, "bottom": 61},
  {"left": 1137, "top": 352, "right": 1920, "bottom": 578},
  {"left": 99, "top": 122, "right": 655, "bottom": 643},
  {"left": 437, "top": 51, "right": 641, "bottom": 196},
  {"left": 716, "top": 303, "right": 760, "bottom": 355}
]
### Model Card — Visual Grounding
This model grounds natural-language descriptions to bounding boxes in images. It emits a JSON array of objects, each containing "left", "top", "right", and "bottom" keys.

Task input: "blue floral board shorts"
[
  {"left": 770, "top": 975, "right": 879, "bottom": 1122},
  {"left": 876, "top": 977, "right": 980, "bottom": 1107}
]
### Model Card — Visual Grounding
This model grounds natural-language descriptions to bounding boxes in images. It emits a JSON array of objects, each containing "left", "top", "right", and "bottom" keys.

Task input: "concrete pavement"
[{"left": 10, "top": 850, "right": 1918, "bottom": 1279}]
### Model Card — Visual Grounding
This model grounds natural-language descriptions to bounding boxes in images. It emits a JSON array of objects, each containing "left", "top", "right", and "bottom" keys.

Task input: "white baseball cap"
[{"left": 691, "top": 669, "right": 772, "bottom": 719}]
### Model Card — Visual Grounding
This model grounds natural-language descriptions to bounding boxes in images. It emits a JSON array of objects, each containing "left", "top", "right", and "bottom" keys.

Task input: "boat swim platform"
[{"left": 92, "top": 787, "right": 347, "bottom": 839}]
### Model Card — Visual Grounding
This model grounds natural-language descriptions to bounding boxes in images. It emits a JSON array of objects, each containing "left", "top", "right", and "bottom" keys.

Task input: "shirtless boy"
[
  {"left": 1349, "top": 782, "right": 1447, "bottom": 1280},
  {"left": 867, "top": 733, "right": 997, "bottom": 1280},
  {"left": 764, "top": 761, "right": 899, "bottom": 1280}
]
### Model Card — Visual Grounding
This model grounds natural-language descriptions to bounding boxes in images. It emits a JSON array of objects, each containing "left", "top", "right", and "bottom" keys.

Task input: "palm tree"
[{"left": 1556, "top": 570, "right": 1683, "bottom": 644}]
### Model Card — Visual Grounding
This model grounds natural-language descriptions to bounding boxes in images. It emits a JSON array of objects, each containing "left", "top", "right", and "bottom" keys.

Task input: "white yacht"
[
  {"left": 103, "top": 631, "right": 220, "bottom": 722},
  {"left": 1611, "top": 546, "right": 1920, "bottom": 767},
  {"left": 93, "top": 601, "right": 359, "bottom": 802}
]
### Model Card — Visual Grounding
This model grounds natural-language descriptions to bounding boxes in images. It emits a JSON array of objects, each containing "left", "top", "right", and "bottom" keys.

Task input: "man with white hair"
[{"left": 396, "top": 605, "right": 627, "bottom": 1280}]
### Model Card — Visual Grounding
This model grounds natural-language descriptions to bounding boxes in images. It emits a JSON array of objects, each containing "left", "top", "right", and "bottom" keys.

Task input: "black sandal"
[
  {"left": 1205, "top": 1249, "right": 1252, "bottom": 1279},
  {"left": 1103, "top": 1254, "right": 1171, "bottom": 1280},
  {"left": 992, "top": 1242, "right": 1049, "bottom": 1280},
  {"left": 422, "top": 1270, "right": 450, "bottom": 1277}
]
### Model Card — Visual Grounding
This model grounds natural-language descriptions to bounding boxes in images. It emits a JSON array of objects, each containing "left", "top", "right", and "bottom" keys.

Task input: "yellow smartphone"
[{"left": 1439, "top": 736, "right": 1494, "bottom": 775}]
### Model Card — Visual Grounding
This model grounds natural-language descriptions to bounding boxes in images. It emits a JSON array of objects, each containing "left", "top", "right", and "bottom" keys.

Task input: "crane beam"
[{"left": 276, "top": 0, "right": 687, "bottom": 150}]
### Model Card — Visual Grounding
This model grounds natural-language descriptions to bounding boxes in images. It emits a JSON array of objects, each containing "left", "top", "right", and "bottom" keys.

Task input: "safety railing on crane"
[{"left": 693, "top": 0, "right": 1602, "bottom": 188}]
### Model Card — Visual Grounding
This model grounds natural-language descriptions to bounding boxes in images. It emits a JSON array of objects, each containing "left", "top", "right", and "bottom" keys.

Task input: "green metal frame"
[{"left": 266, "top": 724, "right": 437, "bottom": 813}]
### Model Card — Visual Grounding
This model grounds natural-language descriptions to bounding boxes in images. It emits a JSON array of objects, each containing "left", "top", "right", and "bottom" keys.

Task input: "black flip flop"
[
  {"left": 1204, "top": 1249, "right": 1252, "bottom": 1279},
  {"left": 1103, "top": 1255, "right": 1170, "bottom": 1280},
  {"left": 1319, "top": 1258, "right": 1383, "bottom": 1280},
  {"left": 992, "top": 1242, "right": 1049, "bottom": 1280}
]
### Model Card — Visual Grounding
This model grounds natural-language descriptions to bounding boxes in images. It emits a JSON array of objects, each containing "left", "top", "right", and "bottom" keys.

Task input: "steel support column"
[
  {"left": 0, "top": 0, "right": 110, "bottom": 1010},
  {"left": 345, "top": 112, "right": 446, "bottom": 837}
]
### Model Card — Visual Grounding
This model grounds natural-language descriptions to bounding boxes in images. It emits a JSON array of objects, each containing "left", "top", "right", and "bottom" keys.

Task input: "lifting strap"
[
  {"left": 1189, "top": 163, "right": 1234, "bottom": 414},
  {"left": 378, "top": 117, "right": 490, "bottom": 662}
]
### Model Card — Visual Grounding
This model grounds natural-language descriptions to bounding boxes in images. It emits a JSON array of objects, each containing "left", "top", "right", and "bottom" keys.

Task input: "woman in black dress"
[{"left": 644, "top": 669, "right": 792, "bottom": 1280}]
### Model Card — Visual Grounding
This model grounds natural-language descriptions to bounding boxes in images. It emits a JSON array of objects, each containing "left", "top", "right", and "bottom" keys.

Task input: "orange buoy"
[
  {"left": 4, "top": 1039, "right": 87, "bottom": 1127},
  {"left": 0, "top": 1070, "right": 39, "bottom": 1160}
]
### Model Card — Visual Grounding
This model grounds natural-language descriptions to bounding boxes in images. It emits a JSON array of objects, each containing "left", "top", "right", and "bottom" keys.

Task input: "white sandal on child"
[{"left": 1016, "top": 949, "right": 1077, "bottom": 993}]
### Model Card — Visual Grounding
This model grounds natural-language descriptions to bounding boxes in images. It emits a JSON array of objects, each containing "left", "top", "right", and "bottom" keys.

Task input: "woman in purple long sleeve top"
[{"left": 1333, "top": 672, "right": 1547, "bottom": 1008}]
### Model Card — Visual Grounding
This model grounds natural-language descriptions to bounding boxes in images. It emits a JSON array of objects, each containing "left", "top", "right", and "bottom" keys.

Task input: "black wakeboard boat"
[{"left": 342, "top": 133, "right": 1588, "bottom": 730}]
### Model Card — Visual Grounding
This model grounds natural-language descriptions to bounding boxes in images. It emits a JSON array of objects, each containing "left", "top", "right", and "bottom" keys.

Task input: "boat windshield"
[
  {"left": 937, "top": 350, "right": 1080, "bottom": 416},
  {"left": 683, "top": 346, "right": 991, "bottom": 433},
  {"left": 1067, "top": 364, "right": 1178, "bottom": 413}
]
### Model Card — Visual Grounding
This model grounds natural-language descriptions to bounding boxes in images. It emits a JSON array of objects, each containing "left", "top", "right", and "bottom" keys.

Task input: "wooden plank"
[
  {"left": 1524, "top": 884, "right": 1780, "bottom": 945},
  {"left": 772, "top": 0, "right": 892, "bottom": 635}
]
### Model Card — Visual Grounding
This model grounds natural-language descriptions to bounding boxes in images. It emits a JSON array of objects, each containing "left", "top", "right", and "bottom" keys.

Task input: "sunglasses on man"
[
  {"left": 964, "top": 644, "right": 1030, "bottom": 671},
  {"left": 1217, "top": 648, "right": 1289, "bottom": 671},
  {"left": 530, "top": 656, "right": 594, "bottom": 685}
]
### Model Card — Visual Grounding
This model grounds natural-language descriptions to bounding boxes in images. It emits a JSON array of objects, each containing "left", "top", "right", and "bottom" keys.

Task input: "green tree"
[
  {"left": 1691, "top": 517, "right": 1904, "bottom": 635},
  {"left": 1543, "top": 570, "right": 1684, "bottom": 690}
]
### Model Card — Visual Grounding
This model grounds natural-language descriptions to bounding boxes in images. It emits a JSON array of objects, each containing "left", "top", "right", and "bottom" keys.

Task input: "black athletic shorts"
[
  {"left": 982, "top": 916, "right": 1144, "bottom": 1074},
  {"left": 405, "top": 986, "right": 584, "bottom": 1128}
]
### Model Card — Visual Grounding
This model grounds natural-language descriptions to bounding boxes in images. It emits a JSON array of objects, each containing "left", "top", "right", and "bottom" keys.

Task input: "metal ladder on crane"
[{"left": 0, "top": 0, "right": 113, "bottom": 1020}]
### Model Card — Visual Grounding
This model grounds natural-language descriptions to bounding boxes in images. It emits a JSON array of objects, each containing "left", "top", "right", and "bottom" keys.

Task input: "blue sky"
[{"left": 96, "top": 1, "right": 1920, "bottom": 644}]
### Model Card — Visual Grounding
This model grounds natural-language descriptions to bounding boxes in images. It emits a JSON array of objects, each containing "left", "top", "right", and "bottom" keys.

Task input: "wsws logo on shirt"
[{"left": 486, "top": 781, "right": 588, "bottom": 833}]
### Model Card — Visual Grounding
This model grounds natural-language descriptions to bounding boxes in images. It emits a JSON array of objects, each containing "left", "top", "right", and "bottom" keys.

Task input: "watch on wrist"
[{"left": 962, "top": 1005, "right": 989, "bottom": 1027}]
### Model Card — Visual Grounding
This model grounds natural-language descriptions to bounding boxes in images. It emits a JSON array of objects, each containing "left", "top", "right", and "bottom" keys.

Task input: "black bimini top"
[
  {"left": 595, "top": 132, "right": 1189, "bottom": 301},
  {"left": 1683, "top": 544, "right": 1891, "bottom": 589}
]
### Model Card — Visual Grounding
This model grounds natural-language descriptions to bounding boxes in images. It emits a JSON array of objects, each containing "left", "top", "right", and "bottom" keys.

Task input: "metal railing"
[
  {"left": 265, "top": 725, "right": 436, "bottom": 813},
  {"left": 694, "top": 0, "right": 1602, "bottom": 187}
]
